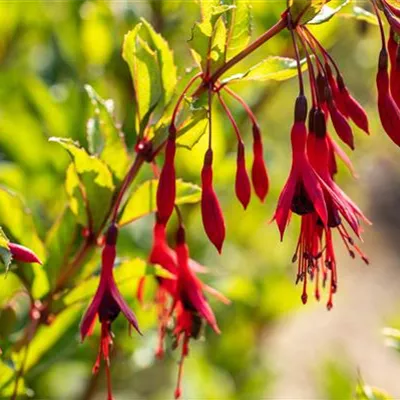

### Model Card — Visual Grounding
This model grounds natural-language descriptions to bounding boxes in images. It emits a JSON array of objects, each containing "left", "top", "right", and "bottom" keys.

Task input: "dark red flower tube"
[
  {"left": 156, "top": 128, "right": 177, "bottom": 225},
  {"left": 251, "top": 124, "right": 269, "bottom": 202},
  {"left": 388, "top": 30, "right": 400, "bottom": 108},
  {"left": 377, "top": 49, "right": 400, "bottom": 146},
  {"left": 201, "top": 149, "right": 225, "bottom": 253},
  {"left": 235, "top": 141, "right": 251, "bottom": 209},
  {"left": 9, "top": 243, "right": 42, "bottom": 265}
]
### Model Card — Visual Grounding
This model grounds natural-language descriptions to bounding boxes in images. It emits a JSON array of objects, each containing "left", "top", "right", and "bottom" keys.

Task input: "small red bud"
[
  {"left": 235, "top": 142, "right": 251, "bottom": 209},
  {"left": 9, "top": 243, "right": 42, "bottom": 265},
  {"left": 201, "top": 150, "right": 226, "bottom": 253},
  {"left": 156, "top": 135, "right": 176, "bottom": 225},
  {"left": 251, "top": 125, "right": 269, "bottom": 202}
]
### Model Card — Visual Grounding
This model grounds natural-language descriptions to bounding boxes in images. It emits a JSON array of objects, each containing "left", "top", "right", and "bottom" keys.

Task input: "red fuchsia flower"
[
  {"left": 201, "top": 149, "right": 226, "bottom": 253},
  {"left": 171, "top": 225, "right": 228, "bottom": 399},
  {"left": 80, "top": 224, "right": 140, "bottom": 400},
  {"left": 273, "top": 95, "right": 328, "bottom": 240},
  {"left": 300, "top": 109, "right": 370, "bottom": 308},
  {"left": 8, "top": 243, "right": 42, "bottom": 264},
  {"left": 235, "top": 141, "right": 252, "bottom": 209},
  {"left": 388, "top": 29, "right": 400, "bottom": 107},
  {"left": 142, "top": 217, "right": 222, "bottom": 360}
]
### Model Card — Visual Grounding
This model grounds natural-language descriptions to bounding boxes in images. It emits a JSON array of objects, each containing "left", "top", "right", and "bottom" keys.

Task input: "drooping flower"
[
  {"left": 80, "top": 224, "right": 140, "bottom": 400},
  {"left": 235, "top": 141, "right": 251, "bottom": 209},
  {"left": 172, "top": 225, "right": 226, "bottom": 399},
  {"left": 273, "top": 95, "right": 328, "bottom": 239},
  {"left": 8, "top": 243, "right": 42, "bottom": 264},
  {"left": 388, "top": 29, "right": 400, "bottom": 107},
  {"left": 201, "top": 149, "right": 226, "bottom": 253}
]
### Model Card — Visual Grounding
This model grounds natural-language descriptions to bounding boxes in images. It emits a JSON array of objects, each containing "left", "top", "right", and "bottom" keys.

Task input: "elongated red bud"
[
  {"left": 251, "top": 125, "right": 269, "bottom": 202},
  {"left": 201, "top": 149, "right": 225, "bottom": 253},
  {"left": 336, "top": 76, "right": 369, "bottom": 134},
  {"left": 377, "top": 49, "right": 400, "bottom": 147},
  {"left": 389, "top": 30, "right": 400, "bottom": 108},
  {"left": 325, "top": 64, "right": 348, "bottom": 117},
  {"left": 156, "top": 128, "right": 177, "bottom": 225},
  {"left": 235, "top": 142, "right": 251, "bottom": 209},
  {"left": 328, "top": 102, "right": 355, "bottom": 150},
  {"left": 9, "top": 243, "right": 42, "bottom": 265}
]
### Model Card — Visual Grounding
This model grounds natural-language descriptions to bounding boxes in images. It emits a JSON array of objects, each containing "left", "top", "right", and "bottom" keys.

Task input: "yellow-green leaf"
[
  {"left": 222, "top": 56, "right": 308, "bottom": 84},
  {"left": 119, "top": 179, "right": 202, "bottom": 226}
]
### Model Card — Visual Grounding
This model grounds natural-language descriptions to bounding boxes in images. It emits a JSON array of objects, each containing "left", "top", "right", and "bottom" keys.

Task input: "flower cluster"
[{"left": 74, "top": 2, "right": 400, "bottom": 399}]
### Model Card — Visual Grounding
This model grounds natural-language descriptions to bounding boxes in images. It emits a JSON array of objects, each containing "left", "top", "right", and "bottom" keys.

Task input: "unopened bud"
[{"left": 294, "top": 95, "right": 308, "bottom": 122}]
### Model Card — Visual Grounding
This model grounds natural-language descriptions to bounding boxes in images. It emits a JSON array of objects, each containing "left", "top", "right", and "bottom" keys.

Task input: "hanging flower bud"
[
  {"left": 156, "top": 127, "right": 177, "bottom": 225},
  {"left": 336, "top": 75, "right": 370, "bottom": 134},
  {"left": 201, "top": 149, "right": 225, "bottom": 253},
  {"left": 251, "top": 124, "right": 269, "bottom": 202},
  {"left": 235, "top": 141, "right": 251, "bottom": 209},
  {"left": 388, "top": 30, "right": 400, "bottom": 107},
  {"left": 377, "top": 48, "right": 400, "bottom": 147},
  {"left": 9, "top": 243, "right": 42, "bottom": 265}
]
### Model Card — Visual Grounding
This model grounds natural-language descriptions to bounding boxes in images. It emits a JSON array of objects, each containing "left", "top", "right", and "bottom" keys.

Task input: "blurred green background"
[{"left": 0, "top": 1, "right": 400, "bottom": 399}]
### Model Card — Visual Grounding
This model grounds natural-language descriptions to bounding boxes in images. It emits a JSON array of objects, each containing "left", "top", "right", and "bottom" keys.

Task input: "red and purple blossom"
[
  {"left": 9, "top": 242, "right": 42, "bottom": 265},
  {"left": 80, "top": 224, "right": 140, "bottom": 400}
]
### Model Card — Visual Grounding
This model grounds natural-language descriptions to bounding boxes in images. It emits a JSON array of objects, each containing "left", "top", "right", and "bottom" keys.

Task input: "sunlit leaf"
[
  {"left": 0, "top": 361, "right": 27, "bottom": 398},
  {"left": 356, "top": 382, "right": 393, "bottom": 400},
  {"left": 123, "top": 24, "right": 162, "bottom": 135},
  {"left": 222, "top": 56, "right": 308, "bottom": 84},
  {"left": 85, "top": 85, "right": 130, "bottom": 181},
  {"left": 140, "top": 18, "right": 177, "bottom": 108},
  {"left": 225, "top": 0, "right": 252, "bottom": 61},
  {"left": 119, "top": 179, "right": 202, "bottom": 226},
  {"left": 49, "top": 137, "right": 115, "bottom": 233},
  {"left": 308, "top": 0, "right": 350, "bottom": 24},
  {"left": 288, "top": 0, "right": 329, "bottom": 25}
]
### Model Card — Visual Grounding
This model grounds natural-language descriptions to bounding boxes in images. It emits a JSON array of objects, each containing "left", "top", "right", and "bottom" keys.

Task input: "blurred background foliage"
[{"left": 0, "top": 0, "right": 400, "bottom": 399}]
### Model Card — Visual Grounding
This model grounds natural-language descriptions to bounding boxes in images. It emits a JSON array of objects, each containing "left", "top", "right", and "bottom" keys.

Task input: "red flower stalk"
[
  {"left": 201, "top": 149, "right": 226, "bottom": 253},
  {"left": 156, "top": 127, "right": 177, "bottom": 225},
  {"left": 8, "top": 243, "right": 42, "bottom": 264},
  {"left": 172, "top": 226, "right": 224, "bottom": 399},
  {"left": 377, "top": 48, "right": 400, "bottom": 146},
  {"left": 273, "top": 96, "right": 328, "bottom": 239},
  {"left": 80, "top": 224, "right": 140, "bottom": 400},
  {"left": 388, "top": 29, "right": 400, "bottom": 108},
  {"left": 235, "top": 141, "right": 251, "bottom": 209},
  {"left": 251, "top": 124, "right": 269, "bottom": 202}
]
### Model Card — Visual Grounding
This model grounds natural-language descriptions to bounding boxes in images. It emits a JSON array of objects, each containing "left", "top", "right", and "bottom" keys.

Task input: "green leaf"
[
  {"left": 122, "top": 24, "right": 163, "bottom": 135},
  {"left": 119, "top": 179, "right": 202, "bottom": 226},
  {"left": 356, "top": 383, "right": 393, "bottom": 400},
  {"left": 44, "top": 206, "right": 79, "bottom": 287},
  {"left": 225, "top": 0, "right": 252, "bottom": 61},
  {"left": 308, "top": 0, "right": 350, "bottom": 24},
  {"left": 340, "top": 6, "right": 378, "bottom": 25},
  {"left": 383, "top": 327, "right": 400, "bottom": 352},
  {"left": 189, "top": 4, "right": 234, "bottom": 71},
  {"left": 140, "top": 18, "right": 177, "bottom": 108},
  {"left": 84, "top": 85, "right": 130, "bottom": 181},
  {"left": 49, "top": 137, "right": 115, "bottom": 233},
  {"left": 0, "top": 227, "right": 11, "bottom": 271},
  {"left": 222, "top": 56, "right": 308, "bottom": 84},
  {"left": 0, "top": 187, "right": 46, "bottom": 264},
  {"left": 176, "top": 109, "right": 209, "bottom": 150},
  {"left": 0, "top": 361, "right": 27, "bottom": 398},
  {"left": 289, "top": 0, "right": 328, "bottom": 25}
]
